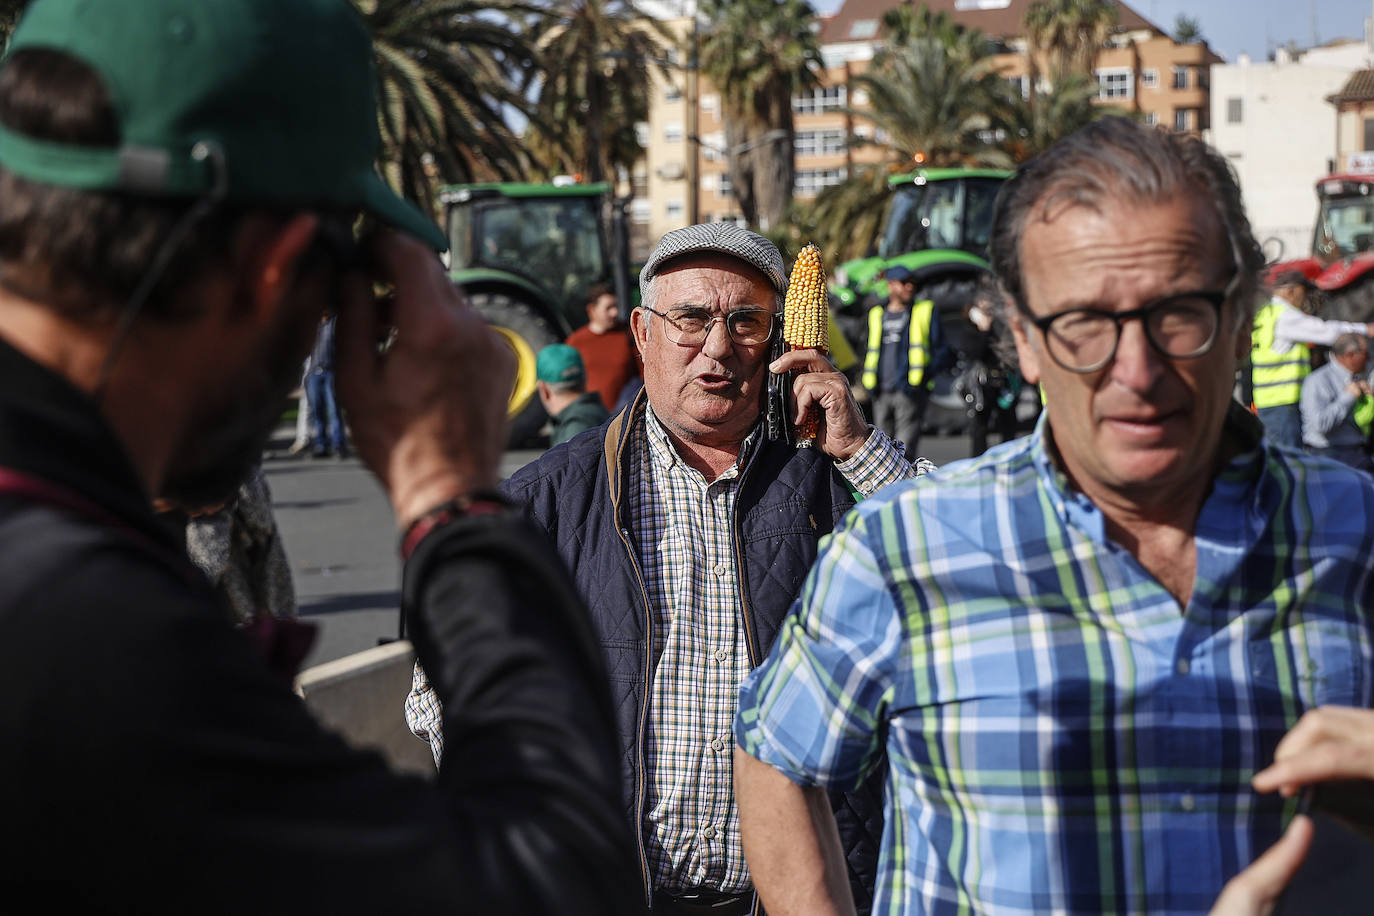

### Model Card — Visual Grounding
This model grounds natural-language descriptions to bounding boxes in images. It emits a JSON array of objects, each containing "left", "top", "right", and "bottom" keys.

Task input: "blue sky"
[{"left": 811, "top": 0, "right": 1374, "bottom": 63}]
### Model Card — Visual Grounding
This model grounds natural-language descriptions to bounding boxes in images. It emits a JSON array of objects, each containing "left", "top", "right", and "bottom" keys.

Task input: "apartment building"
[
  {"left": 1209, "top": 39, "right": 1372, "bottom": 260},
  {"left": 635, "top": 0, "right": 1221, "bottom": 247}
]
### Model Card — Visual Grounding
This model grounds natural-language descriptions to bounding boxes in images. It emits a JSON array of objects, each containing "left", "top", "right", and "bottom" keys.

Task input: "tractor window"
[
  {"left": 1323, "top": 196, "right": 1374, "bottom": 256},
  {"left": 877, "top": 184, "right": 927, "bottom": 259},
  {"left": 961, "top": 178, "right": 1002, "bottom": 257},
  {"left": 447, "top": 205, "right": 473, "bottom": 269},
  {"left": 476, "top": 198, "right": 607, "bottom": 303},
  {"left": 923, "top": 181, "right": 964, "bottom": 250}
]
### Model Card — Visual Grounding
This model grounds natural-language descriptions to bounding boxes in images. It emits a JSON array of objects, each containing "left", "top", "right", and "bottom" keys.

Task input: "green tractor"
[
  {"left": 828, "top": 167, "right": 1013, "bottom": 432},
  {"left": 442, "top": 181, "right": 635, "bottom": 444}
]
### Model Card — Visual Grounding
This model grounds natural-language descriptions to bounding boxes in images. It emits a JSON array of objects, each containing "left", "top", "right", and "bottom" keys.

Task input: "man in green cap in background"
[
  {"left": 0, "top": 0, "right": 639, "bottom": 910},
  {"left": 537, "top": 342, "right": 610, "bottom": 446}
]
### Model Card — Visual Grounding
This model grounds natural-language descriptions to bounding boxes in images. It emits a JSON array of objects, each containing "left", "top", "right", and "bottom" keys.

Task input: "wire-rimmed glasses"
[{"left": 642, "top": 306, "right": 777, "bottom": 347}]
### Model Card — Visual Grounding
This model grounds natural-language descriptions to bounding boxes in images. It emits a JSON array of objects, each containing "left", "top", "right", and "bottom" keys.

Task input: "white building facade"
[{"left": 1209, "top": 39, "right": 1373, "bottom": 262}]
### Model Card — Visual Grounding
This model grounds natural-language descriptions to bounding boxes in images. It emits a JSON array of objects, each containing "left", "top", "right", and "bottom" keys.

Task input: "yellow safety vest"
[
  {"left": 862, "top": 300, "right": 933, "bottom": 391},
  {"left": 1250, "top": 300, "right": 1310, "bottom": 409}
]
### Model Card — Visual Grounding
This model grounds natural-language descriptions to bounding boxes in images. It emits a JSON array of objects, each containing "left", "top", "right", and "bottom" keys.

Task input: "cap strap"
[{"left": 0, "top": 122, "right": 217, "bottom": 196}]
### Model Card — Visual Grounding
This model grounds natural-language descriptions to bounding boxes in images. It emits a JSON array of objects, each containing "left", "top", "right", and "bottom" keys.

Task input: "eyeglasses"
[
  {"left": 642, "top": 306, "right": 776, "bottom": 347},
  {"left": 1017, "top": 273, "right": 1238, "bottom": 374}
]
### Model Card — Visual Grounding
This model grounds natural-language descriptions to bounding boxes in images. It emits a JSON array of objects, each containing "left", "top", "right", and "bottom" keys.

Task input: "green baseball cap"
[
  {"left": 536, "top": 344, "right": 586, "bottom": 386},
  {"left": 0, "top": 0, "right": 446, "bottom": 251}
]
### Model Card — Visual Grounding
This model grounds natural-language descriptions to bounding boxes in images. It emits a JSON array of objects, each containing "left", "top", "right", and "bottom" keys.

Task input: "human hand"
[
  {"left": 1253, "top": 706, "right": 1374, "bottom": 799},
  {"left": 769, "top": 348, "right": 869, "bottom": 461},
  {"left": 335, "top": 231, "right": 512, "bottom": 530},
  {"left": 1208, "top": 815, "right": 1313, "bottom": 916}
]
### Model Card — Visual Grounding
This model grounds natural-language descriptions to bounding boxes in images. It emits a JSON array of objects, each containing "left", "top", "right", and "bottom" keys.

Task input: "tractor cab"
[
  {"left": 1314, "top": 174, "right": 1374, "bottom": 263},
  {"left": 876, "top": 170, "right": 1005, "bottom": 263}
]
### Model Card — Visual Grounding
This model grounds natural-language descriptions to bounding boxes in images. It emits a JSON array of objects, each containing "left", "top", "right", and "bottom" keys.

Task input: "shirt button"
[
  {"left": 1180, "top": 793, "right": 1196, "bottom": 812},
  {"left": 713, "top": 563, "right": 726, "bottom": 576},
  {"left": 711, "top": 738, "right": 725, "bottom": 752},
  {"left": 714, "top": 648, "right": 729, "bottom": 663},
  {"left": 1176, "top": 658, "right": 1191, "bottom": 676},
  {"left": 701, "top": 826, "right": 716, "bottom": 839}
]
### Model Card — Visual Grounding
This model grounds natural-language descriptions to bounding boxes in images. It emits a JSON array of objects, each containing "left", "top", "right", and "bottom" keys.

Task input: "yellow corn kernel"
[{"left": 783, "top": 243, "right": 829, "bottom": 354}]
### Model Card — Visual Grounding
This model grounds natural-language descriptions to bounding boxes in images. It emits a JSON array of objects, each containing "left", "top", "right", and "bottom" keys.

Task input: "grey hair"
[
  {"left": 1333, "top": 332, "right": 1368, "bottom": 357},
  {"left": 989, "top": 117, "right": 1264, "bottom": 335}
]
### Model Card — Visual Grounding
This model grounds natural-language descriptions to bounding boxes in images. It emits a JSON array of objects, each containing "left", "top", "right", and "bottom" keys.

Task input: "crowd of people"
[{"left": 0, "top": 0, "right": 1373, "bottom": 914}]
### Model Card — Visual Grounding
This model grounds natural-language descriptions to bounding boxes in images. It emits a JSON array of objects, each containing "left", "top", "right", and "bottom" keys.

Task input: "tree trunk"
[
  {"left": 750, "top": 93, "right": 795, "bottom": 233},
  {"left": 725, "top": 120, "right": 758, "bottom": 227}
]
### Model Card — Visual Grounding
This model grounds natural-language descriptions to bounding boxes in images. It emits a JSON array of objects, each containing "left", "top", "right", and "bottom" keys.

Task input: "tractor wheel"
[
  {"left": 467, "top": 291, "right": 561, "bottom": 446},
  {"left": 1318, "top": 275, "right": 1374, "bottom": 324}
]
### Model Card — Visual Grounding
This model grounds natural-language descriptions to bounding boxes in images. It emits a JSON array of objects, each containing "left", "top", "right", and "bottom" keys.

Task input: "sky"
[{"left": 810, "top": 0, "right": 1374, "bottom": 63}]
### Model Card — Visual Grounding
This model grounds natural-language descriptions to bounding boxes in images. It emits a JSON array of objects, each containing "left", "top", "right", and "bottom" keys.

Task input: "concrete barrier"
[{"left": 294, "top": 640, "right": 435, "bottom": 777}]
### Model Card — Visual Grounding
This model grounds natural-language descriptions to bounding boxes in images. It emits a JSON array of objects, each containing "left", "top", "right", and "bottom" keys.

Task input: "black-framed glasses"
[
  {"left": 1017, "top": 273, "right": 1239, "bottom": 374},
  {"left": 642, "top": 305, "right": 776, "bottom": 347}
]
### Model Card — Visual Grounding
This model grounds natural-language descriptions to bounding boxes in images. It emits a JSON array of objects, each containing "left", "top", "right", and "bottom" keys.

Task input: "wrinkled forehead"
[{"left": 652, "top": 252, "right": 779, "bottom": 312}]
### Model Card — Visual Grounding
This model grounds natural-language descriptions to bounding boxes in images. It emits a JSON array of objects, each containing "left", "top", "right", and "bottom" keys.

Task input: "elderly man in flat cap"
[{"left": 410, "top": 223, "right": 930, "bottom": 914}]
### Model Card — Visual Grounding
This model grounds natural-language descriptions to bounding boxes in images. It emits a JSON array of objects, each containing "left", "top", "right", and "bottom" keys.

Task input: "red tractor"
[{"left": 1269, "top": 173, "right": 1374, "bottom": 320}]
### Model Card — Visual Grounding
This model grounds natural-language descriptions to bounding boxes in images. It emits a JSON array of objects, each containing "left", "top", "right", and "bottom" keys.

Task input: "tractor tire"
[
  {"left": 1318, "top": 275, "right": 1374, "bottom": 324},
  {"left": 467, "top": 291, "right": 561, "bottom": 447}
]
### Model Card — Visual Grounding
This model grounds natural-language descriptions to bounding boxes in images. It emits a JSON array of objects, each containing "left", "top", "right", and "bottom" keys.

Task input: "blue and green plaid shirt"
[{"left": 736, "top": 406, "right": 1374, "bottom": 914}]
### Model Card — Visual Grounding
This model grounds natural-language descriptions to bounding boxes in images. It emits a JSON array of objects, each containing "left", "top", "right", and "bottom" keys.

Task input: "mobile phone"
[
  {"left": 766, "top": 324, "right": 792, "bottom": 445},
  {"left": 1272, "top": 782, "right": 1374, "bottom": 914}
]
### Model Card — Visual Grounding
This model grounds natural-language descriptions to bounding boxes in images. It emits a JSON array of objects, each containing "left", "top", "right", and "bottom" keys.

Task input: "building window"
[
  {"left": 1227, "top": 97, "right": 1243, "bottom": 124},
  {"left": 666, "top": 199, "right": 684, "bottom": 222},
  {"left": 1143, "top": 111, "right": 1158, "bottom": 126},
  {"left": 1007, "top": 74, "right": 1030, "bottom": 99},
  {"left": 701, "top": 131, "right": 726, "bottom": 162},
  {"left": 664, "top": 122, "right": 683, "bottom": 143},
  {"left": 1141, "top": 68, "right": 1158, "bottom": 89},
  {"left": 1172, "top": 65, "right": 1189, "bottom": 90},
  {"left": 629, "top": 199, "right": 651, "bottom": 223},
  {"left": 664, "top": 83, "right": 681, "bottom": 103},
  {"left": 792, "top": 85, "right": 845, "bottom": 115},
  {"left": 795, "top": 128, "right": 847, "bottom": 157},
  {"left": 700, "top": 93, "right": 720, "bottom": 118},
  {"left": 1095, "top": 67, "right": 1133, "bottom": 100},
  {"left": 1174, "top": 108, "right": 1193, "bottom": 131},
  {"left": 1364, "top": 119, "right": 1374, "bottom": 150},
  {"left": 795, "top": 167, "right": 848, "bottom": 195},
  {"left": 635, "top": 122, "right": 650, "bottom": 148},
  {"left": 718, "top": 172, "right": 733, "bottom": 198}
]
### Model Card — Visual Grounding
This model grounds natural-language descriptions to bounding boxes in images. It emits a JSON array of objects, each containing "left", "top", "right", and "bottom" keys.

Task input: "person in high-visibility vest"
[
  {"left": 1252, "top": 270, "right": 1374, "bottom": 448},
  {"left": 1299, "top": 332, "right": 1374, "bottom": 470},
  {"left": 861, "top": 264, "right": 943, "bottom": 454}
]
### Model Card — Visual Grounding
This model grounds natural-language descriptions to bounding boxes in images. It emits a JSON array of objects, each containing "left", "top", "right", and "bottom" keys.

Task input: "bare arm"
[{"left": 735, "top": 747, "right": 855, "bottom": 916}]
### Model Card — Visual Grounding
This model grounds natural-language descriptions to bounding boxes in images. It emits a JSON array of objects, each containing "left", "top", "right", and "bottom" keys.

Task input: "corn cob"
[{"left": 783, "top": 243, "right": 829, "bottom": 447}]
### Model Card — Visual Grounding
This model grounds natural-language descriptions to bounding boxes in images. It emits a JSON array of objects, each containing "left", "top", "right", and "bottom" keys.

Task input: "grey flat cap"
[{"left": 640, "top": 222, "right": 787, "bottom": 297}]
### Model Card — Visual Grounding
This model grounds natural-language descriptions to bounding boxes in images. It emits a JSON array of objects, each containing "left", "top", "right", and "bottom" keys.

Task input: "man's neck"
[
  {"left": 647, "top": 407, "right": 747, "bottom": 481},
  {"left": 0, "top": 292, "right": 194, "bottom": 497},
  {"left": 587, "top": 321, "right": 615, "bottom": 335},
  {"left": 547, "top": 389, "right": 583, "bottom": 416},
  {"left": 886, "top": 299, "right": 909, "bottom": 313}
]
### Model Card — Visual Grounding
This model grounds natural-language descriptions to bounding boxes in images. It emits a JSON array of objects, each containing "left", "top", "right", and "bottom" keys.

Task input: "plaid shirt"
[
  {"left": 736, "top": 406, "right": 1374, "bottom": 914},
  {"left": 637, "top": 408, "right": 922, "bottom": 894}
]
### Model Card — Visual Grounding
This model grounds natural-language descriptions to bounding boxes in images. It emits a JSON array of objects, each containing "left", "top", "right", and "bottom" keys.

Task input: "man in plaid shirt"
[{"left": 734, "top": 118, "right": 1374, "bottom": 914}]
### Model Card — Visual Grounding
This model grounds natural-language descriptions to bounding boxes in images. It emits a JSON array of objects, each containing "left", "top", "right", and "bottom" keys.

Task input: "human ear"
[{"left": 1009, "top": 312, "right": 1042, "bottom": 385}]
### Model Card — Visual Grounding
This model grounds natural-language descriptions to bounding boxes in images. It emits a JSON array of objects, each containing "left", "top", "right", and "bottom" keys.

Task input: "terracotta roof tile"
[
  {"left": 820, "top": 0, "right": 1161, "bottom": 46},
  {"left": 1330, "top": 69, "right": 1374, "bottom": 103}
]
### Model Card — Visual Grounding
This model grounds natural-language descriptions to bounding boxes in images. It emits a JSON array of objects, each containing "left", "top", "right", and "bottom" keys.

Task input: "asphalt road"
[{"left": 266, "top": 427, "right": 1013, "bottom": 668}]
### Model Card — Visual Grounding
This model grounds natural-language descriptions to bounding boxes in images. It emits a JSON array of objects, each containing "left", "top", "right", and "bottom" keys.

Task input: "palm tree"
[
  {"left": 851, "top": 28, "right": 1014, "bottom": 169},
  {"left": 527, "top": 0, "right": 673, "bottom": 185},
  {"left": 0, "top": 0, "right": 28, "bottom": 48},
  {"left": 999, "top": 73, "right": 1117, "bottom": 162},
  {"left": 699, "top": 0, "right": 823, "bottom": 232},
  {"left": 1023, "top": 0, "right": 1119, "bottom": 85},
  {"left": 355, "top": 0, "right": 543, "bottom": 217}
]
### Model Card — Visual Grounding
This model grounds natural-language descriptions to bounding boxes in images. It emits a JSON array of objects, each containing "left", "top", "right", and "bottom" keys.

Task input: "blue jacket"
[{"left": 503, "top": 396, "right": 883, "bottom": 912}]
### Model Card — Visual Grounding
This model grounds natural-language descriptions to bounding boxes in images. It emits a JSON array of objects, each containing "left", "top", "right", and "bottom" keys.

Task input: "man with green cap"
[
  {"left": 537, "top": 343, "right": 610, "bottom": 446},
  {"left": 0, "top": 0, "right": 639, "bottom": 910}
]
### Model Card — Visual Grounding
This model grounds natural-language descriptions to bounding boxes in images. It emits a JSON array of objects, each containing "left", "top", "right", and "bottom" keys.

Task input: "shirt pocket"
[{"left": 1247, "top": 616, "right": 1367, "bottom": 709}]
